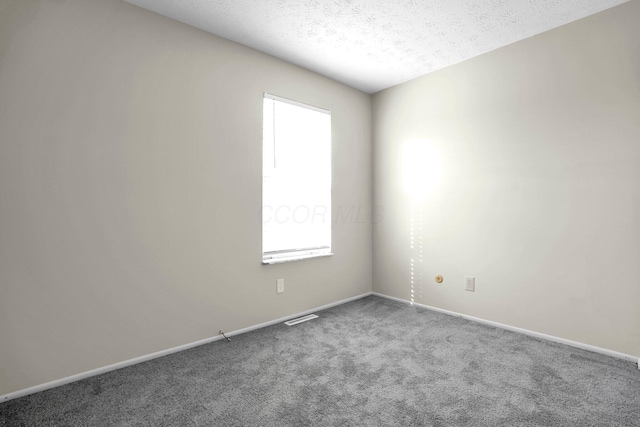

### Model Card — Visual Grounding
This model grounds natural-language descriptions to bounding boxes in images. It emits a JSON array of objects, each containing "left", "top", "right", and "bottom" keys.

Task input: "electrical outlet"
[
  {"left": 465, "top": 276, "right": 475, "bottom": 292},
  {"left": 276, "top": 279, "right": 284, "bottom": 294}
]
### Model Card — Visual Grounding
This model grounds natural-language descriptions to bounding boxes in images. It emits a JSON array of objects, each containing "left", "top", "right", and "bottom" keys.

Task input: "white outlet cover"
[
  {"left": 465, "top": 276, "right": 475, "bottom": 292},
  {"left": 276, "top": 279, "right": 284, "bottom": 294}
]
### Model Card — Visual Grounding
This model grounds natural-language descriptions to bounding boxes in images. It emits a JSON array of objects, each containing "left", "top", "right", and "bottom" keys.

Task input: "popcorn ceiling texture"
[{"left": 124, "top": 0, "right": 629, "bottom": 93}]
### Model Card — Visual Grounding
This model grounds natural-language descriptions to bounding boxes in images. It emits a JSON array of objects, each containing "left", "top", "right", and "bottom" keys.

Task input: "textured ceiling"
[{"left": 124, "top": 0, "right": 629, "bottom": 94}]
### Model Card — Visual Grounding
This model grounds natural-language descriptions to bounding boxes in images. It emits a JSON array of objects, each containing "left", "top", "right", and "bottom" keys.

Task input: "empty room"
[{"left": 1, "top": 0, "right": 639, "bottom": 425}]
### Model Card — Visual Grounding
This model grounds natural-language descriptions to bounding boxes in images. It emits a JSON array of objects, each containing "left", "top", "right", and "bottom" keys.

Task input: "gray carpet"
[{"left": 1, "top": 295, "right": 639, "bottom": 426}]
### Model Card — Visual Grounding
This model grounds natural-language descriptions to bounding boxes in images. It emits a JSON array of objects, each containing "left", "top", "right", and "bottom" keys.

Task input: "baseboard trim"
[
  {"left": 0, "top": 291, "right": 373, "bottom": 404},
  {"left": 372, "top": 292, "right": 638, "bottom": 365}
]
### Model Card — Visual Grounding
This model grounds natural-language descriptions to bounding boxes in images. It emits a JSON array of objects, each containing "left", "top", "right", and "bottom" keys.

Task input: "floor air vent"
[{"left": 284, "top": 314, "right": 318, "bottom": 326}]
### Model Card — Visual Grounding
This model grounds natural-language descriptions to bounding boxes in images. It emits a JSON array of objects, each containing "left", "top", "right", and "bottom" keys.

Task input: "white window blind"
[{"left": 262, "top": 93, "right": 332, "bottom": 264}]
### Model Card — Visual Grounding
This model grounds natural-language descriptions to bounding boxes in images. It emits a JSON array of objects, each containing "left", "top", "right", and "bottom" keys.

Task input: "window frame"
[{"left": 261, "top": 93, "right": 333, "bottom": 265}]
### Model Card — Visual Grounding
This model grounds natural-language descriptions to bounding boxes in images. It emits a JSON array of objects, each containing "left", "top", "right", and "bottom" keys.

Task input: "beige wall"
[
  {"left": 0, "top": 0, "right": 372, "bottom": 396},
  {"left": 373, "top": 2, "right": 640, "bottom": 356}
]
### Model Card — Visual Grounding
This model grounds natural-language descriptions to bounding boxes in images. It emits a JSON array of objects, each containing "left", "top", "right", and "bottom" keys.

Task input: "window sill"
[{"left": 262, "top": 252, "right": 334, "bottom": 265}]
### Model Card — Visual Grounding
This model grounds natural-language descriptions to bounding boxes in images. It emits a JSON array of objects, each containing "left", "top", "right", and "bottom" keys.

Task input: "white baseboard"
[
  {"left": 372, "top": 292, "right": 638, "bottom": 365},
  {"left": 0, "top": 291, "right": 373, "bottom": 404}
]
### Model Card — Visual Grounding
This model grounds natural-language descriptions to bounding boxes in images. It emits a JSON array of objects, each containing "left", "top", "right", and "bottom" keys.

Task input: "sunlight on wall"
[
  {"left": 402, "top": 139, "right": 443, "bottom": 303},
  {"left": 409, "top": 203, "right": 424, "bottom": 304},
  {"left": 402, "top": 139, "right": 443, "bottom": 202}
]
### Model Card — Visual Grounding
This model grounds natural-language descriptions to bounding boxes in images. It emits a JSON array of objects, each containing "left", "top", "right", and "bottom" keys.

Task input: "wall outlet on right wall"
[{"left": 465, "top": 276, "right": 475, "bottom": 292}]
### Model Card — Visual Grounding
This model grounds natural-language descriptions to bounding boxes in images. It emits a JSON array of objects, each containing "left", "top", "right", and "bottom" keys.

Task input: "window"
[{"left": 262, "top": 93, "right": 332, "bottom": 264}]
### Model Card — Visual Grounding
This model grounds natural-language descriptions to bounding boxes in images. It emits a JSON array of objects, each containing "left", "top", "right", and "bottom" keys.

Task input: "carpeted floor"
[{"left": 1, "top": 295, "right": 639, "bottom": 426}]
